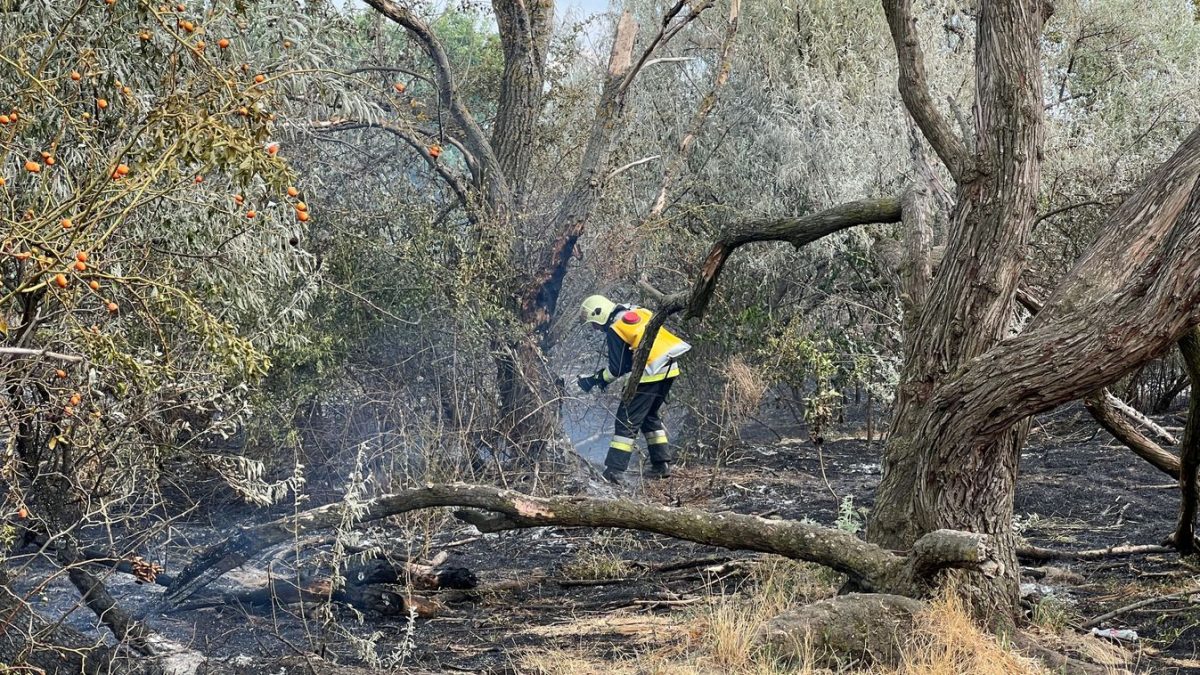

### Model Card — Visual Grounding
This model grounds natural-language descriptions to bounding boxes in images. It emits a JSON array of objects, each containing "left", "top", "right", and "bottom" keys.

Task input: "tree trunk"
[
  {"left": 870, "top": 0, "right": 1047, "bottom": 624},
  {"left": 1172, "top": 328, "right": 1200, "bottom": 553}
]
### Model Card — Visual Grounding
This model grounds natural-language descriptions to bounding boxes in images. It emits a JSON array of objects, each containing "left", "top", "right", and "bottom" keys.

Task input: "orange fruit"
[
  {"left": 97, "top": 98, "right": 108, "bottom": 109},
  {"left": 218, "top": 38, "right": 230, "bottom": 49},
  {"left": 233, "top": 194, "right": 243, "bottom": 204},
  {"left": 69, "top": 393, "right": 81, "bottom": 406},
  {"left": 45, "top": 156, "right": 55, "bottom": 166},
  {"left": 176, "top": 2, "right": 185, "bottom": 10},
  {"left": 9, "top": 111, "right": 17, "bottom": 121},
  {"left": 17, "top": 507, "right": 28, "bottom": 519},
  {"left": 295, "top": 201, "right": 307, "bottom": 212},
  {"left": 55, "top": 369, "right": 67, "bottom": 379},
  {"left": 60, "top": 218, "right": 72, "bottom": 229},
  {"left": 25, "top": 161, "right": 40, "bottom": 173},
  {"left": 106, "top": 301, "right": 118, "bottom": 313},
  {"left": 286, "top": 186, "right": 298, "bottom": 197},
  {"left": 237, "top": 106, "right": 248, "bottom": 116},
  {"left": 266, "top": 143, "right": 279, "bottom": 155},
  {"left": 140, "top": 30, "right": 151, "bottom": 41},
  {"left": 428, "top": 144, "right": 442, "bottom": 158},
  {"left": 14, "top": 251, "right": 30, "bottom": 261},
  {"left": 70, "top": 70, "right": 82, "bottom": 81},
  {"left": 0, "top": 177, "right": 6, "bottom": 186},
  {"left": 254, "top": 74, "right": 265, "bottom": 84},
  {"left": 89, "top": 280, "right": 100, "bottom": 291},
  {"left": 195, "top": 40, "right": 205, "bottom": 51},
  {"left": 297, "top": 210, "right": 309, "bottom": 222},
  {"left": 53, "top": 273, "right": 67, "bottom": 288},
  {"left": 74, "top": 261, "right": 86, "bottom": 272},
  {"left": 394, "top": 82, "right": 406, "bottom": 93},
  {"left": 283, "top": 40, "right": 292, "bottom": 48},
  {"left": 194, "top": 175, "right": 203, "bottom": 183},
  {"left": 122, "top": 86, "right": 131, "bottom": 95},
  {"left": 76, "top": 251, "right": 88, "bottom": 262},
  {"left": 116, "top": 163, "right": 130, "bottom": 175},
  {"left": 0, "top": 115, "right": 9, "bottom": 124},
  {"left": 245, "top": 210, "right": 256, "bottom": 219}
]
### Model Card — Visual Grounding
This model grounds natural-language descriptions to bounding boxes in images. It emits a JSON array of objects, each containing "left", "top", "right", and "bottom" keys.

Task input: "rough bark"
[
  {"left": 165, "top": 484, "right": 996, "bottom": 605},
  {"left": 881, "top": 0, "right": 971, "bottom": 179},
  {"left": 1172, "top": 328, "right": 1200, "bottom": 553},
  {"left": 870, "top": 0, "right": 1049, "bottom": 623},
  {"left": 491, "top": 0, "right": 553, "bottom": 201}
]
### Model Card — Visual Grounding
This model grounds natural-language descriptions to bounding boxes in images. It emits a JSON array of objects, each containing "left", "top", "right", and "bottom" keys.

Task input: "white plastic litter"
[{"left": 1090, "top": 627, "right": 1138, "bottom": 642}]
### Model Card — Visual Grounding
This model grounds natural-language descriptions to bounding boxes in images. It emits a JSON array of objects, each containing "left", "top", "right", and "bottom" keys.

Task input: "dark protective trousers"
[{"left": 603, "top": 377, "right": 675, "bottom": 472}]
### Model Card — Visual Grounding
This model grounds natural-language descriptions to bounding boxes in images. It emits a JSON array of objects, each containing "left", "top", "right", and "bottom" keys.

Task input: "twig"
[
  {"left": 0, "top": 347, "right": 84, "bottom": 362},
  {"left": 1084, "top": 585, "right": 1200, "bottom": 628}
]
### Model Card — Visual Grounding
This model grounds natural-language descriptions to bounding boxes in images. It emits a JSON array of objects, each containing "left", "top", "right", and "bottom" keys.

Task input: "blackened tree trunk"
[
  {"left": 1172, "top": 328, "right": 1200, "bottom": 552},
  {"left": 362, "top": 0, "right": 717, "bottom": 470}
]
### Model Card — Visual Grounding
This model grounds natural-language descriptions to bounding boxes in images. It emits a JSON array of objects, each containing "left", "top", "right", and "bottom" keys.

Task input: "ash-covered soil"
[{"left": 8, "top": 404, "right": 1200, "bottom": 673}]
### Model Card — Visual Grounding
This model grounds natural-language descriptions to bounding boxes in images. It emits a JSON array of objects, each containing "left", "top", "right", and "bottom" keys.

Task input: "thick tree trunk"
[
  {"left": 491, "top": 0, "right": 552, "bottom": 202},
  {"left": 870, "top": 0, "right": 1047, "bottom": 623}
]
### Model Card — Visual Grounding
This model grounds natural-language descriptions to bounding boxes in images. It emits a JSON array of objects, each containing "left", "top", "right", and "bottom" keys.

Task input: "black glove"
[{"left": 577, "top": 370, "right": 607, "bottom": 393}]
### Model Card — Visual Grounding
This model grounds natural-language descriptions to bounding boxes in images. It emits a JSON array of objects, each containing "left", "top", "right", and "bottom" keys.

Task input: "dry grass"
[
  {"left": 515, "top": 560, "right": 1134, "bottom": 675},
  {"left": 879, "top": 589, "right": 1044, "bottom": 675}
]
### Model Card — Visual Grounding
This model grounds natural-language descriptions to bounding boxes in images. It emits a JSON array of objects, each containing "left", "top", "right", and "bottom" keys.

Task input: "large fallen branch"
[{"left": 165, "top": 484, "right": 992, "bottom": 605}]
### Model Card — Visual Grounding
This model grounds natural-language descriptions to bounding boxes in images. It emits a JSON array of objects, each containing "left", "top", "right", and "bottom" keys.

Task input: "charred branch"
[{"left": 1171, "top": 327, "right": 1200, "bottom": 553}]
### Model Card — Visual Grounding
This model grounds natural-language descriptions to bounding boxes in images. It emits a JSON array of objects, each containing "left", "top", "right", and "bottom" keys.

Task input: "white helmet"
[{"left": 580, "top": 295, "right": 616, "bottom": 326}]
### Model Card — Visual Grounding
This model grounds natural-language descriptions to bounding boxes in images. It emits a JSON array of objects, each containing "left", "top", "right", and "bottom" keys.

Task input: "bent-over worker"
[{"left": 577, "top": 295, "right": 690, "bottom": 486}]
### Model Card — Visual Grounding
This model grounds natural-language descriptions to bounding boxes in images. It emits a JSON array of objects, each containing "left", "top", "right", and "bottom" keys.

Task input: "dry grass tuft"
[{"left": 879, "top": 589, "right": 1044, "bottom": 675}]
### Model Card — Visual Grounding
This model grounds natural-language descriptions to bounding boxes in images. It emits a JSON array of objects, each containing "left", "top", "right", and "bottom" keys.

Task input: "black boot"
[
  {"left": 644, "top": 461, "right": 672, "bottom": 479},
  {"left": 602, "top": 468, "right": 626, "bottom": 486}
]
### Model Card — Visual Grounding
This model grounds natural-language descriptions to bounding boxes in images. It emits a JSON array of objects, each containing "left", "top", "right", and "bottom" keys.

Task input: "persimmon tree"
[{"left": 0, "top": 0, "right": 315, "bottom": 665}]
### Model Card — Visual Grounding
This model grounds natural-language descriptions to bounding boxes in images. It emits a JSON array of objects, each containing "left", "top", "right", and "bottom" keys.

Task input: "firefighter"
[{"left": 577, "top": 295, "right": 690, "bottom": 485}]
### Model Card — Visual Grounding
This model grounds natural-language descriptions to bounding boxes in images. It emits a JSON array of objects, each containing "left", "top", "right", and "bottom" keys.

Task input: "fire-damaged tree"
[{"left": 344, "top": 0, "right": 731, "bottom": 470}]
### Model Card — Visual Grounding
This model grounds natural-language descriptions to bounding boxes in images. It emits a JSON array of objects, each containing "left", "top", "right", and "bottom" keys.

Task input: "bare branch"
[
  {"left": 881, "top": 0, "right": 971, "bottom": 180},
  {"left": 0, "top": 347, "right": 83, "bottom": 363},
  {"left": 607, "top": 154, "right": 661, "bottom": 181},
  {"left": 363, "top": 0, "right": 512, "bottom": 212},
  {"left": 647, "top": 0, "right": 741, "bottom": 219},
  {"left": 622, "top": 196, "right": 904, "bottom": 399},
  {"left": 311, "top": 119, "right": 474, "bottom": 214}
]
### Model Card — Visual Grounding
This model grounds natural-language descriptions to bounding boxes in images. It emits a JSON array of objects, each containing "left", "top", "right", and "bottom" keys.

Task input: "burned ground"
[{"left": 6, "top": 403, "right": 1200, "bottom": 673}]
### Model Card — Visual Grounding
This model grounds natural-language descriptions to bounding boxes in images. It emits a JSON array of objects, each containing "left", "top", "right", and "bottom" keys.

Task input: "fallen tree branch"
[
  {"left": 1084, "top": 390, "right": 1180, "bottom": 477},
  {"left": 166, "top": 484, "right": 991, "bottom": 605},
  {"left": 1016, "top": 543, "right": 1173, "bottom": 562}
]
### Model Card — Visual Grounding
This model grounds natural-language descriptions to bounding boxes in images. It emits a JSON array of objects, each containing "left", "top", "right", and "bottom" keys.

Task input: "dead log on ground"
[
  {"left": 759, "top": 593, "right": 924, "bottom": 665},
  {"left": 1017, "top": 543, "right": 1173, "bottom": 562},
  {"left": 166, "top": 483, "right": 997, "bottom": 605}
]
